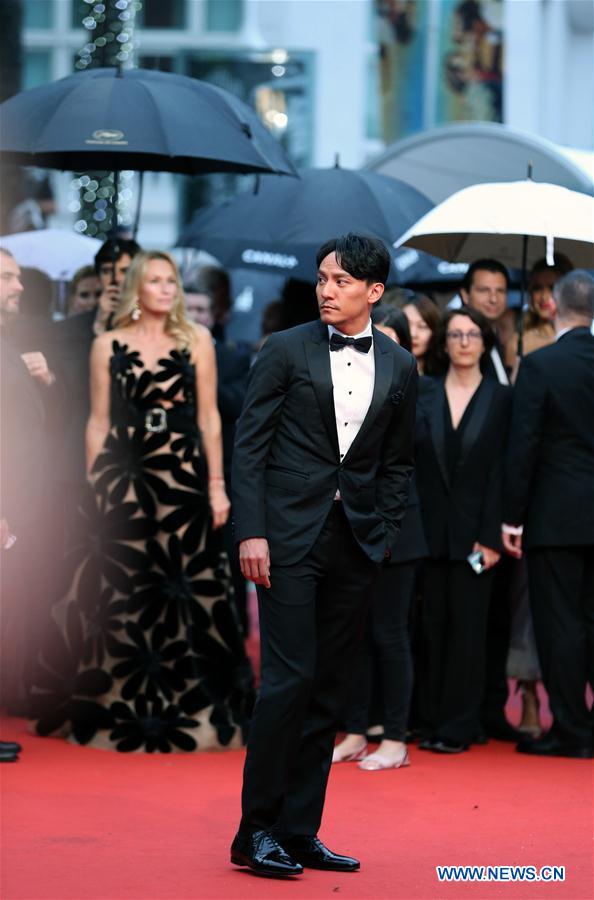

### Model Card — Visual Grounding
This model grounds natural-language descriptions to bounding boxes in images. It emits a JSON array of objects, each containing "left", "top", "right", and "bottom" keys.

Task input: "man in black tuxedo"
[
  {"left": 230, "top": 234, "right": 417, "bottom": 877},
  {"left": 503, "top": 270, "right": 594, "bottom": 759}
]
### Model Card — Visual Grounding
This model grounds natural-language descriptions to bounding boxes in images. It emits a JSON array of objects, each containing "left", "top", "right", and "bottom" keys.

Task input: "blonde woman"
[{"left": 32, "top": 251, "right": 254, "bottom": 752}]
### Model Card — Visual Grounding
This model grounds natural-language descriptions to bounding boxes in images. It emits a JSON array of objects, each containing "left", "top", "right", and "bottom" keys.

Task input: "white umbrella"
[
  {"left": 0, "top": 228, "right": 102, "bottom": 280},
  {"left": 395, "top": 180, "right": 594, "bottom": 270}
]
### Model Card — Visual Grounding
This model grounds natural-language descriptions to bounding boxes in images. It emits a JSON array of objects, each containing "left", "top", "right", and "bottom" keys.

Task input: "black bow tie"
[{"left": 329, "top": 333, "right": 373, "bottom": 354}]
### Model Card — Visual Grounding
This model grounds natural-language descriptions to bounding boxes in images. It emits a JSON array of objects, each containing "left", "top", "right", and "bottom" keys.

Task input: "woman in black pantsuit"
[{"left": 415, "top": 307, "right": 511, "bottom": 754}]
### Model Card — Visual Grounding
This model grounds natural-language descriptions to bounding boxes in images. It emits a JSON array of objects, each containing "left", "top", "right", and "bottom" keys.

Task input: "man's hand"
[
  {"left": 98, "top": 283, "right": 121, "bottom": 317},
  {"left": 472, "top": 541, "right": 501, "bottom": 571},
  {"left": 20, "top": 351, "right": 55, "bottom": 387},
  {"left": 239, "top": 538, "right": 271, "bottom": 589},
  {"left": 502, "top": 529, "right": 523, "bottom": 559},
  {"left": 93, "top": 284, "right": 121, "bottom": 335}
]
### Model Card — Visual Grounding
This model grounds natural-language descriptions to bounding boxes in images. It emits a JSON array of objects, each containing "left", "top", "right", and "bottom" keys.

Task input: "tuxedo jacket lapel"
[
  {"left": 457, "top": 377, "right": 496, "bottom": 470},
  {"left": 342, "top": 328, "right": 392, "bottom": 464},
  {"left": 428, "top": 379, "right": 450, "bottom": 491},
  {"left": 304, "top": 322, "right": 340, "bottom": 460}
]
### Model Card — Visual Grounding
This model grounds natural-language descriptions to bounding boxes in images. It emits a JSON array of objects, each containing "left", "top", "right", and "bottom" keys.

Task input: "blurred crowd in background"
[{"left": 1, "top": 233, "right": 592, "bottom": 761}]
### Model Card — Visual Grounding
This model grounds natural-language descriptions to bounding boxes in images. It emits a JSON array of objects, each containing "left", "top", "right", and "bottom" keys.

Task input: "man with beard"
[{"left": 0, "top": 248, "right": 52, "bottom": 752}]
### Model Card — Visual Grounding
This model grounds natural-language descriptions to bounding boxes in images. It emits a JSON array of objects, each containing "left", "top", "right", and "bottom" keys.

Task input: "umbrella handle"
[
  {"left": 109, "top": 169, "right": 120, "bottom": 245},
  {"left": 132, "top": 171, "right": 144, "bottom": 240},
  {"left": 517, "top": 232, "right": 529, "bottom": 359}
]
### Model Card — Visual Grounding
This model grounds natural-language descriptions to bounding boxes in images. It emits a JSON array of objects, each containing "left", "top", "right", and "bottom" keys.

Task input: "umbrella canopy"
[
  {"left": 396, "top": 180, "right": 594, "bottom": 269},
  {"left": 178, "top": 167, "right": 433, "bottom": 280},
  {"left": 0, "top": 228, "right": 102, "bottom": 280},
  {"left": 0, "top": 67, "right": 297, "bottom": 177},
  {"left": 367, "top": 122, "right": 594, "bottom": 203}
]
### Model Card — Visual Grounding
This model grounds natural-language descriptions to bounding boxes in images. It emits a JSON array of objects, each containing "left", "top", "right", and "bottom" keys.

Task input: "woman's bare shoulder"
[{"left": 190, "top": 322, "right": 214, "bottom": 356}]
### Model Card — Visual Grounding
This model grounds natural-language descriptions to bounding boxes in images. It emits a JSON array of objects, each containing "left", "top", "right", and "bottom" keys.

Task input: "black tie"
[{"left": 329, "top": 333, "right": 373, "bottom": 354}]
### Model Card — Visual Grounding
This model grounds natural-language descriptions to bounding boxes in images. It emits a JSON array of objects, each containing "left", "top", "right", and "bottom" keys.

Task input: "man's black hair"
[
  {"left": 94, "top": 238, "right": 141, "bottom": 274},
  {"left": 316, "top": 233, "right": 391, "bottom": 286},
  {"left": 462, "top": 258, "right": 510, "bottom": 292}
]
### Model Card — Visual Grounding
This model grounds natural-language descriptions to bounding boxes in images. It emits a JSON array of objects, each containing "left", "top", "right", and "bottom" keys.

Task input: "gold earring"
[{"left": 131, "top": 301, "right": 141, "bottom": 321}]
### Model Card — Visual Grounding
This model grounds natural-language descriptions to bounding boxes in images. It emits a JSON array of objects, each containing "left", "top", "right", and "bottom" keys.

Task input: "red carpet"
[{"left": 1, "top": 707, "right": 592, "bottom": 900}]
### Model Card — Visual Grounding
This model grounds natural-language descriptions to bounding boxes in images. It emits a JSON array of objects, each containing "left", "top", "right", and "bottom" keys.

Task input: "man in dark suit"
[
  {"left": 503, "top": 270, "right": 594, "bottom": 759},
  {"left": 461, "top": 258, "right": 510, "bottom": 385},
  {"left": 230, "top": 234, "right": 417, "bottom": 877},
  {"left": 0, "top": 248, "right": 51, "bottom": 757}
]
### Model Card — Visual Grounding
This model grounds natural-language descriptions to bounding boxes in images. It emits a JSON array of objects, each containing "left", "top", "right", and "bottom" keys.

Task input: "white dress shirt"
[{"left": 328, "top": 322, "right": 375, "bottom": 468}]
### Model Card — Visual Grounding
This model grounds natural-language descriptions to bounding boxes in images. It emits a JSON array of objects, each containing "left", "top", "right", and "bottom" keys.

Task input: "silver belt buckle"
[{"left": 145, "top": 407, "right": 167, "bottom": 433}]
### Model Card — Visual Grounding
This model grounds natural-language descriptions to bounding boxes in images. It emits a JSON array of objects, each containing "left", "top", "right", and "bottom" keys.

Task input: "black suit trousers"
[
  {"left": 419, "top": 559, "right": 494, "bottom": 744},
  {"left": 527, "top": 546, "right": 594, "bottom": 745},
  {"left": 240, "top": 503, "right": 378, "bottom": 836},
  {"left": 344, "top": 561, "right": 417, "bottom": 741}
]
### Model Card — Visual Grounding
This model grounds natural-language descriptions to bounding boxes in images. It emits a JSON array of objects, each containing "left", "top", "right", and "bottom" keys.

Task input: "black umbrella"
[
  {"left": 392, "top": 246, "right": 469, "bottom": 288},
  {"left": 178, "top": 166, "right": 432, "bottom": 281},
  {"left": 0, "top": 67, "right": 297, "bottom": 177}
]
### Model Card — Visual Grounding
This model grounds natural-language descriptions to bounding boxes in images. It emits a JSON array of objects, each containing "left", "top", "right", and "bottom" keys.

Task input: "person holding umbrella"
[
  {"left": 460, "top": 258, "right": 511, "bottom": 384},
  {"left": 505, "top": 253, "right": 574, "bottom": 372},
  {"left": 93, "top": 238, "right": 141, "bottom": 335}
]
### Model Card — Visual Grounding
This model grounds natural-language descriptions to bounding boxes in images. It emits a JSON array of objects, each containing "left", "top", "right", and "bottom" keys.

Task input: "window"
[
  {"left": 24, "top": 0, "right": 53, "bottom": 29},
  {"left": 23, "top": 50, "right": 52, "bottom": 89},
  {"left": 365, "top": 53, "right": 381, "bottom": 140},
  {"left": 205, "top": 0, "right": 243, "bottom": 33},
  {"left": 138, "top": 55, "right": 175, "bottom": 72},
  {"left": 140, "top": 0, "right": 186, "bottom": 28}
]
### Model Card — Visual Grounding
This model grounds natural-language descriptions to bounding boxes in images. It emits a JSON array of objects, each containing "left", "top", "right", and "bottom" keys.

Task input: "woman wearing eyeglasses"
[{"left": 415, "top": 307, "right": 512, "bottom": 753}]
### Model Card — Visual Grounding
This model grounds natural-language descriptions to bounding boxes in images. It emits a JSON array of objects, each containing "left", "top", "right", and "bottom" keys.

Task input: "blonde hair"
[{"left": 113, "top": 250, "right": 196, "bottom": 350}]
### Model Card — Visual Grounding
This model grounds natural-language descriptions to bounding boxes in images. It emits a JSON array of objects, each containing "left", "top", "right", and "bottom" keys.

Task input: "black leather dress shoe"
[
  {"left": 0, "top": 740, "right": 22, "bottom": 754},
  {"left": 430, "top": 738, "right": 468, "bottom": 754},
  {"left": 516, "top": 734, "right": 593, "bottom": 759},
  {"left": 281, "top": 836, "right": 360, "bottom": 871},
  {"left": 0, "top": 748, "right": 18, "bottom": 762},
  {"left": 230, "top": 830, "right": 303, "bottom": 877},
  {"left": 418, "top": 737, "right": 436, "bottom": 751}
]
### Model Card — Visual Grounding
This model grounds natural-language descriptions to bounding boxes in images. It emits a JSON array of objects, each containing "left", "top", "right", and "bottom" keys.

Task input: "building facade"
[{"left": 13, "top": 0, "right": 594, "bottom": 245}]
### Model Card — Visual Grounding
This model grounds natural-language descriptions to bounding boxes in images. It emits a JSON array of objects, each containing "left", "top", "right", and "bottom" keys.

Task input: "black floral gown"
[{"left": 32, "top": 340, "right": 254, "bottom": 752}]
